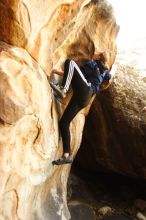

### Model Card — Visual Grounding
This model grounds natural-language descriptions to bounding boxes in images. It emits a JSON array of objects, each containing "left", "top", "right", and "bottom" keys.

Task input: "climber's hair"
[
  {"left": 92, "top": 51, "right": 108, "bottom": 68},
  {"left": 99, "top": 52, "right": 107, "bottom": 64}
]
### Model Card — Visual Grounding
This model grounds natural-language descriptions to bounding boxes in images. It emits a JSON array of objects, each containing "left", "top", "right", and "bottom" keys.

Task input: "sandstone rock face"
[
  {"left": 0, "top": 0, "right": 118, "bottom": 219},
  {"left": 77, "top": 48, "right": 146, "bottom": 178}
]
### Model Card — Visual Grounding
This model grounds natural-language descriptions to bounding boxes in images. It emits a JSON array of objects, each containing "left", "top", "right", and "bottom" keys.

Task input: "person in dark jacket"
[{"left": 50, "top": 52, "right": 111, "bottom": 165}]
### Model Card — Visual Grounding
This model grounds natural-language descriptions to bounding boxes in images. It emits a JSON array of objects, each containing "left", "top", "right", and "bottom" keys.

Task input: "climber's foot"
[
  {"left": 52, "top": 155, "right": 73, "bottom": 165},
  {"left": 50, "top": 82, "right": 66, "bottom": 99}
]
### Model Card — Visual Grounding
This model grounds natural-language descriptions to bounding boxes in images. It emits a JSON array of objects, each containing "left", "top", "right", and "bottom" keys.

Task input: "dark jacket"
[{"left": 80, "top": 60, "right": 111, "bottom": 93}]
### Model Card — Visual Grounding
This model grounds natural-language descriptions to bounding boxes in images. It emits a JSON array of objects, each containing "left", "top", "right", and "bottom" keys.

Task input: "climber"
[
  {"left": 142, "top": 106, "right": 146, "bottom": 112},
  {"left": 50, "top": 52, "right": 111, "bottom": 165}
]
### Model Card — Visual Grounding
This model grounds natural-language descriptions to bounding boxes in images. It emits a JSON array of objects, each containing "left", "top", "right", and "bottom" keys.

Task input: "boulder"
[
  {"left": 0, "top": 0, "right": 118, "bottom": 219},
  {"left": 76, "top": 48, "right": 146, "bottom": 178}
]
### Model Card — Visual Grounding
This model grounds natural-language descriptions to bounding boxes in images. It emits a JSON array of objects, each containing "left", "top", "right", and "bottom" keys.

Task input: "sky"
[{"left": 108, "top": 0, "right": 146, "bottom": 49}]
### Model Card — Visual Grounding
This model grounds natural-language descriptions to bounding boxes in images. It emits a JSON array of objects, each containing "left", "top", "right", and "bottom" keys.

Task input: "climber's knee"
[{"left": 64, "top": 59, "right": 71, "bottom": 66}]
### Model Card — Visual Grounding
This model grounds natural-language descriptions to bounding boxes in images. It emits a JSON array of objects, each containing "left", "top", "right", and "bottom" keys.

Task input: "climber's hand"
[{"left": 142, "top": 106, "right": 146, "bottom": 112}]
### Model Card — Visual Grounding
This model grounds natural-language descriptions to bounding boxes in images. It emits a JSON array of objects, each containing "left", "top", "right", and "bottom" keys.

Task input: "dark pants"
[{"left": 59, "top": 59, "right": 93, "bottom": 154}]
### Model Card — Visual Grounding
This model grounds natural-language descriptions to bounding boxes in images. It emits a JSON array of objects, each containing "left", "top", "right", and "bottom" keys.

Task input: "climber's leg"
[
  {"left": 52, "top": 96, "right": 80, "bottom": 165},
  {"left": 61, "top": 59, "right": 91, "bottom": 93},
  {"left": 50, "top": 59, "right": 91, "bottom": 99},
  {"left": 52, "top": 89, "right": 93, "bottom": 166}
]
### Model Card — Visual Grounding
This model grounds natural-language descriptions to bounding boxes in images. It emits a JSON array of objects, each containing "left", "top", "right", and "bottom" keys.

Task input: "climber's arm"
[{"left": 51, "top": 68, "right": 64, "bottom": 75}]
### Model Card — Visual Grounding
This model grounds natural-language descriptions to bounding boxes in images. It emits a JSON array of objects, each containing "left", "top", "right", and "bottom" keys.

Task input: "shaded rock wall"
[
  {"left": 0, "top": 0, "right": 118, "bottom": 219},
  {"left": 76, "top": 50, "right": 146, "bottom": 178}
]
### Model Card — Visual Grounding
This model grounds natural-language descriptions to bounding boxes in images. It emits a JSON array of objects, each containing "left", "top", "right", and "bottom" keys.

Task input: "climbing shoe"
[
  {"left": 52, "top": 155, "right": 73, "bottom": 165},
  {"left": 50, "top": 82, "right": 66, "bottom": 99}
]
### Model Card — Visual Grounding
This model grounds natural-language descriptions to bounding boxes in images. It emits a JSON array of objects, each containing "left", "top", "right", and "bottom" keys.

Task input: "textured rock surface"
[
  {"left": 76, "top": 48, "right": 146, "bottom": 178},
  {"left": 0, "top": 0, "right": 118, "bottom": 219}
]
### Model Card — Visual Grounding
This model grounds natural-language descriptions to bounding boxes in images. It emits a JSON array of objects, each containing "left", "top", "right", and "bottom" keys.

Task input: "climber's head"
[{"left": 92, "top": 52, "right": 107, "bottom": 63}]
